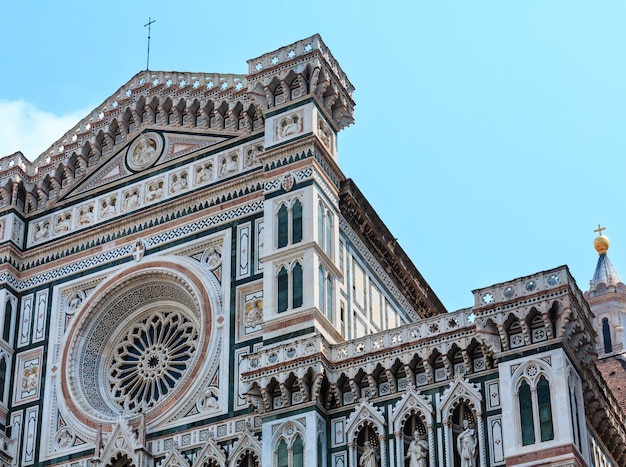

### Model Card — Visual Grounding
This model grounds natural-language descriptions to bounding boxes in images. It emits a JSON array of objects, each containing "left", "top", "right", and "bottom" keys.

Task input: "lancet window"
[
  {"left": 516, "top": 370, "right": 554, "bottom": 446},
  {"left": 2, "top": 301, "right": 11, "bottom": 343},
  {"left": 318, "top": 266, "right": 334, "bottom": 322},
  {"left": 602, "top": 317, "right": 612, "bottom": 353},
  {"left": 317, "top": 200, "right": 333, "bottom": 258},
  {"left": 0, "top": 356, "right": 6, "bottom": 404},
  {"left": 278, "top": 262, "right": 303, "bottom": 313},
  {"left": 277, "top": 199, "right": 302, "bottom": 249},
  {"left": 275, "top": 435, "right": 304, "bottom": 467}
]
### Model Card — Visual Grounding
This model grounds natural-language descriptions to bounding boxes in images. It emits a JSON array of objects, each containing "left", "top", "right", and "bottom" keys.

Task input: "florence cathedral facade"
[{"left": 0, "top": 35, "right": 623, "bottom": 467}]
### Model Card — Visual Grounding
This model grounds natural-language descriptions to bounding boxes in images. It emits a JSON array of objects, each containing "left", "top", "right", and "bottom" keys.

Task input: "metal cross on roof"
[{"left": 144, "top": 17, "right": 156, "bottom": 70}]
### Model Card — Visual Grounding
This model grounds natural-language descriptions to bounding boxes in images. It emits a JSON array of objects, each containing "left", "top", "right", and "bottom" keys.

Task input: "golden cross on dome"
[{"left": 594, "top": 224, "right": 606, "bottom": 236}]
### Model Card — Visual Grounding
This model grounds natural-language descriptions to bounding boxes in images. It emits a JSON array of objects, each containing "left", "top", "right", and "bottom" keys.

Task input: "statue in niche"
[
  {"left": 406, "top": 430, "right": 428, "bottom": 467},
  {"left": 244, "top": 144, "right": 262, "bottom": 167},
  {"left": 12, "top": 221, "right": 21, "bottom": 243},
  {"left": 360, "top": 441, "right": 378, "bottom": 467},
  {"left": 132, "top": 135, "right": 158, "bottom": 165},
  {"left": 456, "top": 419, "right": 477, "bottom": 467},
  {"left": 170, "top": 172, "right": 188, "bottom": 193}
]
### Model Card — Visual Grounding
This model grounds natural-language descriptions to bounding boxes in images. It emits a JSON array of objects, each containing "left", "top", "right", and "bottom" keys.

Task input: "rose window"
[
  {"left": 64, "top": 271, "right": 210, "bottom": 423},
  {"left": 107, "top": 310, "right": 198, "bottom": 413}
]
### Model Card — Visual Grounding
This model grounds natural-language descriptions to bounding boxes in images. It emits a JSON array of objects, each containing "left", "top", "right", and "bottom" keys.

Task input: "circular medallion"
[
  {"left": 127, "top": 132, "right": 163, "bottom": 171},
  {"left": 547, "top": 274, "right": 559, "bottom": 286}
]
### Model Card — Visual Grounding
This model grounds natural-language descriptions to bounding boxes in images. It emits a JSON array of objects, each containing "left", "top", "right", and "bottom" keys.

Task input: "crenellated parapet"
[
  {"left": 472, "top": 265, "right": 597, "bottom": 360},
  {"left": 247, "top": 34, "right": 355, "bottom": 132},
  {"left": 241, "top": 307, "right": 488, "bottom": 415}
]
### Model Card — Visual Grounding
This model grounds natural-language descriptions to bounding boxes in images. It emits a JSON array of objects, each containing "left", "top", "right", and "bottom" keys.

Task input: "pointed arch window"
[
  {"left": 0, "top": 357, "right": 6, "bottom": 404},
  {"left": 537, "top": 376, "right": 554, "bottom": 442},
  {"left": 568, "top": 375, "right": 583, "bottom": 449},
  {"left": 292, "top": 263, "right": 303, "bottom": 309},
  {"left": 278, "top": 267, "right": 289, "bottom": 313},
  {"left": 318, "top": 266, "right": 334, "bottom": 323},
  {"left": 317, "top": 200, "right": 333, "bottom": 259},
  {"left": 278, "top": 205, "right": 289, "bottom": 248},
  {"left": 277, "top": 439, "right": 288, "bottom": 467},
  {"left": 293, "top": 436, "right": 304, "bottom": 467},
  {"left": 3, "top": 301, "right": 11, "bottom": 343},
  {"left": 602, "top": 317, "right": 613, "bottom": 353},
  {"left": 277, "top": 262, "right": 304, "bottom": 313},
  {"left": 326, "top": 273, "right": 333, "bottom": 323},
  {"left": 277, "top": 199, "right": 303, "bottom": 249},
  {"left": 317, "top": 436, "right": 323, "bottom": 467},
  {"left": 516, "top": 371, "right": 554, "bottom": 446},
  {"left": 274, "top": 434, "right": 304, "bottom": 467},
  {"left": 292, "top": 200, "right": 302, "bottom": 243},
  {"left": 519, "top": 380, "right": 534, "bottom": 445}
]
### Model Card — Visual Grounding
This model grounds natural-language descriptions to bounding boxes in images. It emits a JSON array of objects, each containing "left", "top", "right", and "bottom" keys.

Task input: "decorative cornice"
[{"left": 339, "top": 179, "right": 447, "bottom": 319}]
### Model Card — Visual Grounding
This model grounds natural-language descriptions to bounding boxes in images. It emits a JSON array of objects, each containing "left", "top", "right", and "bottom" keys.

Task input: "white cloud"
[{"left": 0, "top": 100, "right": 90, "bottom": 162}]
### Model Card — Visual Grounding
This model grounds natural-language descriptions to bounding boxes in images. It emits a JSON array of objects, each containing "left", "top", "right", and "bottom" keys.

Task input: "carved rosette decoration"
[
  {"left": 62, "top": 265, "right": 212, "bottom": 426},
  {"left": 126, "top": 132, "right": 163, "bottom": 172}
]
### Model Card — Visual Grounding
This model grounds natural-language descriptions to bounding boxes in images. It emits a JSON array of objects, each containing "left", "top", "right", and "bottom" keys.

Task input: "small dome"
[{"left": 594, "top": 235, "right": 610, "bottom": 255}]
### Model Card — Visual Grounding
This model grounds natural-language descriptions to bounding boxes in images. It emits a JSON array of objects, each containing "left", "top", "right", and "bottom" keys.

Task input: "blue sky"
[{"left": 1, "top": 1, "right": 625, "bottom": 311}]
